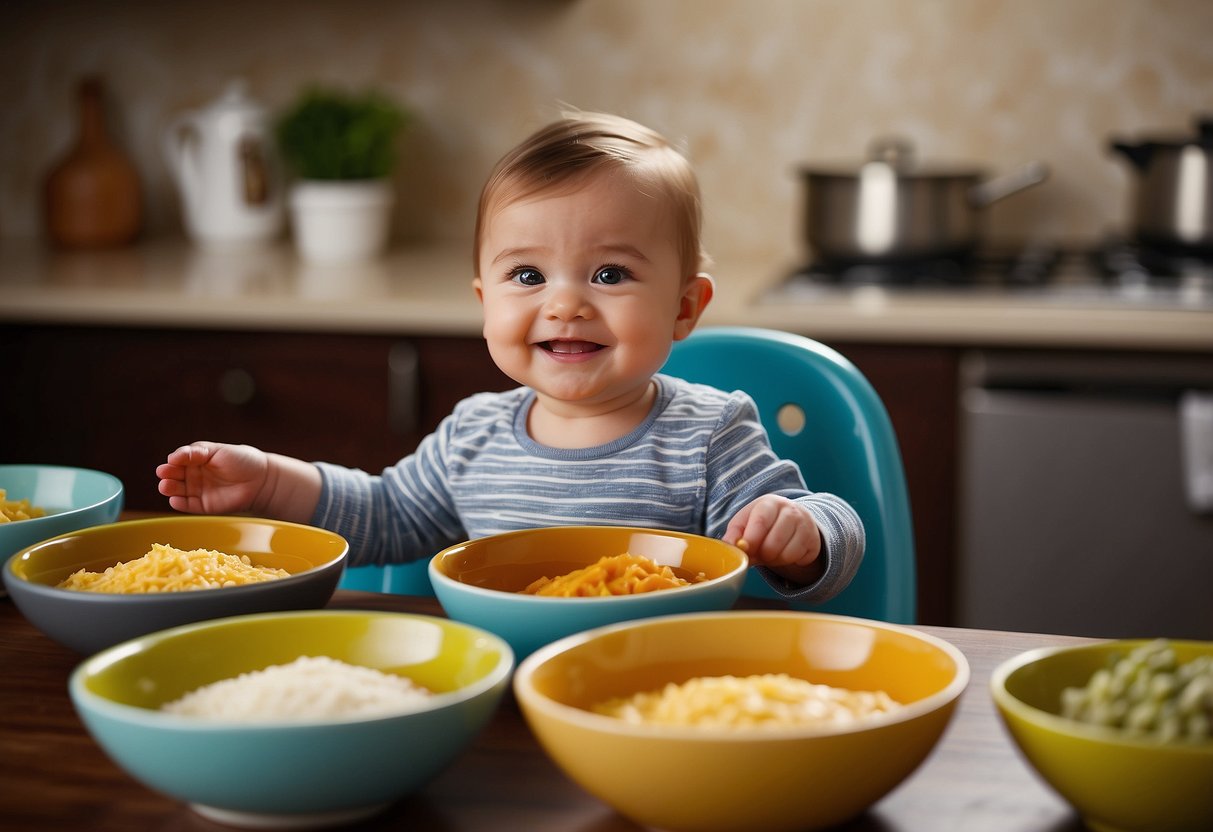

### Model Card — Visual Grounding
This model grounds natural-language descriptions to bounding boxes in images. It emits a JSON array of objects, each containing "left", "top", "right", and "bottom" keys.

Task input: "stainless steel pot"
[
  {"left": 1110, "top": 116, "right": 1213, "bottom": 252},
  {"left": 799, "top": 138, "right": 1048, "bottom": 262}
]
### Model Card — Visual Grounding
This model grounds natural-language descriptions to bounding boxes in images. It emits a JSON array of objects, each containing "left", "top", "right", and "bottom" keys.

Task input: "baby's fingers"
[
  {"left": 157, "top": 477, "right": 187, "bottom": 498},
  {"left": 155, "top": 462, "right": 185, "bottom": 481},
  {"left": 164, "top": 441, "right": 217, "bottom": 466}
]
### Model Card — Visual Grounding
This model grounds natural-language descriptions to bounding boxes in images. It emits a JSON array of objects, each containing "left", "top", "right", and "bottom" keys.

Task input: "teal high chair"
[
  {"left": 661, "top": 326, "right": 917, "bottom": 623},
  {"left": 339, "top": 557, "right": 434, "bottom": 595},
  {"left": 341, "top": 326, "right": 916, "bottom": 619}
]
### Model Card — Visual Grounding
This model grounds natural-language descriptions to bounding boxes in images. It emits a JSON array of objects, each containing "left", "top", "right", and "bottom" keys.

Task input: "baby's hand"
[
  {"left": 723, "top": 494, "right": 822, "bottom": 569},
  {"left": 156, "top": 441, "right": 269, "bottom": 515}
]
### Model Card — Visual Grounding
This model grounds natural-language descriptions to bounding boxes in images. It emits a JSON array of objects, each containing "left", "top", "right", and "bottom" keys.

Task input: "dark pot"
[
  {"left": 1110, "top": 116, "right": 1213, "bottom": 252},
  {"left": 799, "top": 137, "right": 1048, "bottom": 262}
]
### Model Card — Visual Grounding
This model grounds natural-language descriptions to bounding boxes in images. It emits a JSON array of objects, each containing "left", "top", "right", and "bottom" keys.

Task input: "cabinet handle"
[
  {"left": 388, "top": 341, "right": 419, "bottom": 435},
  {"left": 218, "top": 368, "right": 256, "bottom": 406}
]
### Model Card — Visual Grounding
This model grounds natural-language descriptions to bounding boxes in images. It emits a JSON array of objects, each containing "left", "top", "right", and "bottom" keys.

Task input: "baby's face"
[{"left": 475, "top": 171, "right": 696, "bottom": 411}]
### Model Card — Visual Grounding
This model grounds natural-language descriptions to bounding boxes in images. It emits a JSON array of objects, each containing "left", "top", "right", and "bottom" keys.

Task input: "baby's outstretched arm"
[
  {"left": 156, "top": 441, "right": 321, "bottom": 524},
  {"left": 723, "top": 494, "right": 825, "bottom": 586}
]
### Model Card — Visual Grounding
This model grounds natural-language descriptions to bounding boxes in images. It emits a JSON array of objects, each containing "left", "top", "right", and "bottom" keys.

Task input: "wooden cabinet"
[
  {"left": 828, "top": 343, "right": 961, "bottom": 627},
  {"left": 1, "top": 324, "right": 959, "bottom": 624},
  {"left": 0, "top": 324, "right": 513, "bottom": 512}
]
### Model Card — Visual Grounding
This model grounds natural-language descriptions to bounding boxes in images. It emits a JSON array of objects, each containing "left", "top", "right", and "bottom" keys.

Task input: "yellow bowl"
[
  {"left": 513, "top": 610, "right": 968, "bottom": 832},
  {"left": 430, "top": 526, "right": 748, "bottom": 658},
  {"left": 991, "top": 640, "right": 1213, "bottom": 832},
  {"left": 4, "top": 515, "right": 348, "bottom": 653}
]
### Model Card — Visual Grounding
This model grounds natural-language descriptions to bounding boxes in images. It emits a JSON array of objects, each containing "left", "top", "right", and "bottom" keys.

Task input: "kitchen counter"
[{"left": 3, "top": 238, "right": 1211, "bottom": 350}]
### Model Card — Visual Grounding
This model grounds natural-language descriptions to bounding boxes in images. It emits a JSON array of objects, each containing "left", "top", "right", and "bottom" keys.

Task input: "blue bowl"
[
  {"left": 0, "top": 464, "right": 124, "bottom": 595},
  {"left": 70, "top": 609, "right": 514, "bottom": 827},
  {"left": 429, "top": 526, "right": 748, "bottom": 659}
]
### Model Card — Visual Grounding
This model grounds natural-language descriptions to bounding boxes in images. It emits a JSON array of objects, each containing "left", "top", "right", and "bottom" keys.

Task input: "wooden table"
[{"left": 0, "top": 591, "right": 1094, "bottom": 832}]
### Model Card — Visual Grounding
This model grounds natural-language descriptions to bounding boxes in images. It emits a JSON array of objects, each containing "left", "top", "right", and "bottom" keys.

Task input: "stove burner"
[
  {"left": 1094, "top": 236, "right": 1213, "bottom": 291},
  {"left": 788, "top": 245, "right": 1063, "bottom": 290},
  {"left": 771, "top": 236, "right": 1213, "bottom": 310}
]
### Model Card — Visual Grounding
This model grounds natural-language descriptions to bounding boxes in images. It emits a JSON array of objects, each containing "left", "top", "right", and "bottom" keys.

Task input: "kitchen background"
[
  {"left": 4, "top": 0, "right": 1212, "bottom": 637},
  {"left": 3, "top": 0, "right": 1212, "bottom": 259}
]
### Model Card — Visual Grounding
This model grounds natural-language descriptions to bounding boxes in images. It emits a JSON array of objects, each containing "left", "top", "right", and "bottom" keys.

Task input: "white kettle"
[{"left": 164, "top": 80, "right": 284, "bottom": 245}]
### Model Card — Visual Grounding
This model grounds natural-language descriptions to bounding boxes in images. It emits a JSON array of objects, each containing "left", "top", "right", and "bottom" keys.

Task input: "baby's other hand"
[
  {"left": 156, "top": 441, "right": 268, "bottom": 515},
  {"left": 723, "top": 494, "right": 822, "bottom": 572}
]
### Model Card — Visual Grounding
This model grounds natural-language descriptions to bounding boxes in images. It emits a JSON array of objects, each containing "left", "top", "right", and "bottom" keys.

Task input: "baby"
[{"left": 157, "top": 110, "right": 864, "bottom": 599}]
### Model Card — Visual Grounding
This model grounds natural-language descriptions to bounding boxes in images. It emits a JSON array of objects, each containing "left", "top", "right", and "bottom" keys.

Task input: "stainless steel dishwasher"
[{"left": 955, "top": 350, "right": 1213, "bottom": 639}]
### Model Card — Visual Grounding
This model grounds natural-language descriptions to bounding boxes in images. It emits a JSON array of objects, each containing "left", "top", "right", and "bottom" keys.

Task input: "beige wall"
[{"left": 4, "top": 0, "right": 1212, "bottom": 269}]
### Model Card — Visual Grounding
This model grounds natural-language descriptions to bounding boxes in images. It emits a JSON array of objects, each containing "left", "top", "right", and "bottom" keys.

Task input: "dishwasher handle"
[{"left": 1180, "top": 390, "right": 1213, "bottom": 514}]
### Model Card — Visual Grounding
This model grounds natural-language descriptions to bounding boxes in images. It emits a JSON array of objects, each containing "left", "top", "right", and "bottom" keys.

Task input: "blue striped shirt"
[{"left": 312, "top": 374, "right": 864, "bottom": 602}]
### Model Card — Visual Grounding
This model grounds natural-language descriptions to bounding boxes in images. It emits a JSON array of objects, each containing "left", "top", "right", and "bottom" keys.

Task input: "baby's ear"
[{"left": 674, "top": 272, "right": 714, "bottom": 340}]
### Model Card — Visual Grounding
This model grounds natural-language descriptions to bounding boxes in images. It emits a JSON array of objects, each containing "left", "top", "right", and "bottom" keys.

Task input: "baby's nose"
[{"left": 543, "top": 285, "right": 593, "bottom": 320}]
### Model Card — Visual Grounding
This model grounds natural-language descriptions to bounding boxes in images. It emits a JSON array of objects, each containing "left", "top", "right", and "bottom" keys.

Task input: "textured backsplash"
[{"left": 4, "top": 0, "right": 1211, "bottom": 266}]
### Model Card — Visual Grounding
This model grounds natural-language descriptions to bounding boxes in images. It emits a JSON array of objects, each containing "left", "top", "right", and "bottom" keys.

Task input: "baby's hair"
[{"left": 474, "top": 109, "right": 706, "bottom": 279}]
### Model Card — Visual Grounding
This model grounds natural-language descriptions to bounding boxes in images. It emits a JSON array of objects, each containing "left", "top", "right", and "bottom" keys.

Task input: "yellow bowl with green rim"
[{"left": 991, "top": 640, "right": 1213, "bottom": 832}]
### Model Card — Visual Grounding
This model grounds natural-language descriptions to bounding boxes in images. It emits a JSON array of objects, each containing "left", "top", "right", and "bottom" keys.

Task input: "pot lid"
[
  {"left": 1111, "top": 115, "right": 1213, "bottom": 150},
  {"left": 799, "top": 136, "right": 987, "bottom": 179}
]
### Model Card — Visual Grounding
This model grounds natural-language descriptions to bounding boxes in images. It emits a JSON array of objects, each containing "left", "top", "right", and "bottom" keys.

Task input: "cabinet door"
[
  {"left": 0, "top": 325, "right": 511, "bottom": 511},
  {"left": 828, "top": 342, "right": 960, "bottom": 626}
]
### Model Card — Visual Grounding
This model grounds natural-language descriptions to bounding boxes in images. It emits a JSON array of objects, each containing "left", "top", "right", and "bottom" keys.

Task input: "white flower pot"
[{"left": 289, "top": 180, "right": 394, "bottom": 263}]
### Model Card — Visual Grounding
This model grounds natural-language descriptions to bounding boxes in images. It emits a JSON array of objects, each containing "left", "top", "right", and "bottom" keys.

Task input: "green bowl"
[
  {"left": 70, "top": 609, "right": 514, "bottom": 828},
  {"left": 992, "top": 640, "right": 1213, "bottom": 832},
  {"left": 5, "top": 515, "right": 347, "bottom": 653}
]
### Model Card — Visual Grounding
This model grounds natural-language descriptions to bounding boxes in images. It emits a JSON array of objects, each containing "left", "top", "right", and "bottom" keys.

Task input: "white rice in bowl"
[{"left": 161, "top": 656, "right": 432, "bottom": 721}]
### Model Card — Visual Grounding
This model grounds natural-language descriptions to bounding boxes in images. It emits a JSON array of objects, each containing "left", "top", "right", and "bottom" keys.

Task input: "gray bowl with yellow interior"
[{"left": 4, "top": 515, "right": 348, "bottom": 653}]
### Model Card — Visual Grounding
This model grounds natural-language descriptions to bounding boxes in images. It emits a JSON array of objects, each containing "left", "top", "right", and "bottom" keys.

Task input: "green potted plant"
[{"left": 276, "top": 86, "right": 408, "bottom": 263}]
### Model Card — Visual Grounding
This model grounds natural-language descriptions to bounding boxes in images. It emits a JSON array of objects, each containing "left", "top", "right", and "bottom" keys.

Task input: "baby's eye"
[
  {"left": 592, "top": 266, "right": 629, "bottom": 285},
  {"left": 511, "top": 267, "right": 544, "bottom": 286}
]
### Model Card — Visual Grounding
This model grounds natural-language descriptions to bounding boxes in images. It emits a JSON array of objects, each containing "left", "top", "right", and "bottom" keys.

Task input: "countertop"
[{"left": 2, "top": 238, "right": 1211, "bottom": 350}]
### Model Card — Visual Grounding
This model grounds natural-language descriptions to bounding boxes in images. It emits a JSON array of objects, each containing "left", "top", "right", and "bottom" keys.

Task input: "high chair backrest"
[{"left": 661, "top": 326, "right": 917, "bottom": 623}]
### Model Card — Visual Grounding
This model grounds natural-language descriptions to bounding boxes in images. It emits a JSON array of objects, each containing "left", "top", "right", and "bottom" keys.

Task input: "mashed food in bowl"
[
  {"left": 593, "top": 673, "right": 903, "bottom": 729},
  {"left": 161, "top": 656, "right": 433, "bottom": 720},
  {"left": 522, "top": 553, "right": 706, "bottom": 597},
  {"left": 57, "top": 543, "right": 291, "bottom": 593}
]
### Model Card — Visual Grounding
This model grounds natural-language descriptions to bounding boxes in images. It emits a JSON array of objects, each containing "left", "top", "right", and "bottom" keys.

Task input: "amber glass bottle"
[{"left": 43, "top": 77, "right": 143, "bottom": 248}]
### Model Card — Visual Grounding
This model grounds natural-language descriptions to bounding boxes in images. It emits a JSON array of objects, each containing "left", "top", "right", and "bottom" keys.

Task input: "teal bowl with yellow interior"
[
  {"left": 70, "top": 609, "right": 513, "bottom": 828},
  {"left": 428, "top": 525, "right": 748, "bottom": 658},
  {"left": 0, "top": 464, "right": 124, "bottom": 596},
  {"left": 991, "top": 639, "right": 1213, "bottom": 832},
  {"left": 4, "top": 515, "right": 347, "bottom": 653}
]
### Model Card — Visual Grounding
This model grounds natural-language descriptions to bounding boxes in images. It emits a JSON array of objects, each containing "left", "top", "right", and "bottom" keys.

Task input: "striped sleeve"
[
  {"left": 310, "top": 409, "right": 467, "bottom": 568},
  {"left": 702, "top": 393, "right": 865, "bottom": 604}
]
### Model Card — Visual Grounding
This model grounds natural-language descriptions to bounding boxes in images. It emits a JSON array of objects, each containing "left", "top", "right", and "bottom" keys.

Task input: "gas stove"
[{"left": 766, "top": 237, "right": 1213, "bottom": 311}]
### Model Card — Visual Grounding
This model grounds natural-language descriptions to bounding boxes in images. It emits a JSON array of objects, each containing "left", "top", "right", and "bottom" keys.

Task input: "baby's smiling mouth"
[{"left": 540, "top": 339, "right": 605, "bottom": 355}]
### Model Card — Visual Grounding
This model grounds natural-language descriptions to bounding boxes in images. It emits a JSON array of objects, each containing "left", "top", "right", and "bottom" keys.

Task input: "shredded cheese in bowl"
[
  {"left": 522, "top": 553, "right": 705, "bottom": 597},
  {"left": 57, "top": 543, "right": 291, "bottom": 593},
  {"left": 0, "top": 488, "right": 46, "bottom": 523},
  {"left": 593, "top": 673, "right": 903, "bottom": 729}
]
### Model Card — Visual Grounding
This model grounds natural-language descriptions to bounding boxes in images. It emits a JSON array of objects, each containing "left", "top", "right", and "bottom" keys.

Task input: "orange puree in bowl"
[{"left": 521, "top": 553, "right": 706, "bottom": 597}]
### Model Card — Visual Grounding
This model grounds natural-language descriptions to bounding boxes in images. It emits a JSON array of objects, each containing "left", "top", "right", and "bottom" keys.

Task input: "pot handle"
[{"left": 967, "top": 161, "right": 1049, "bottom": 208}]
